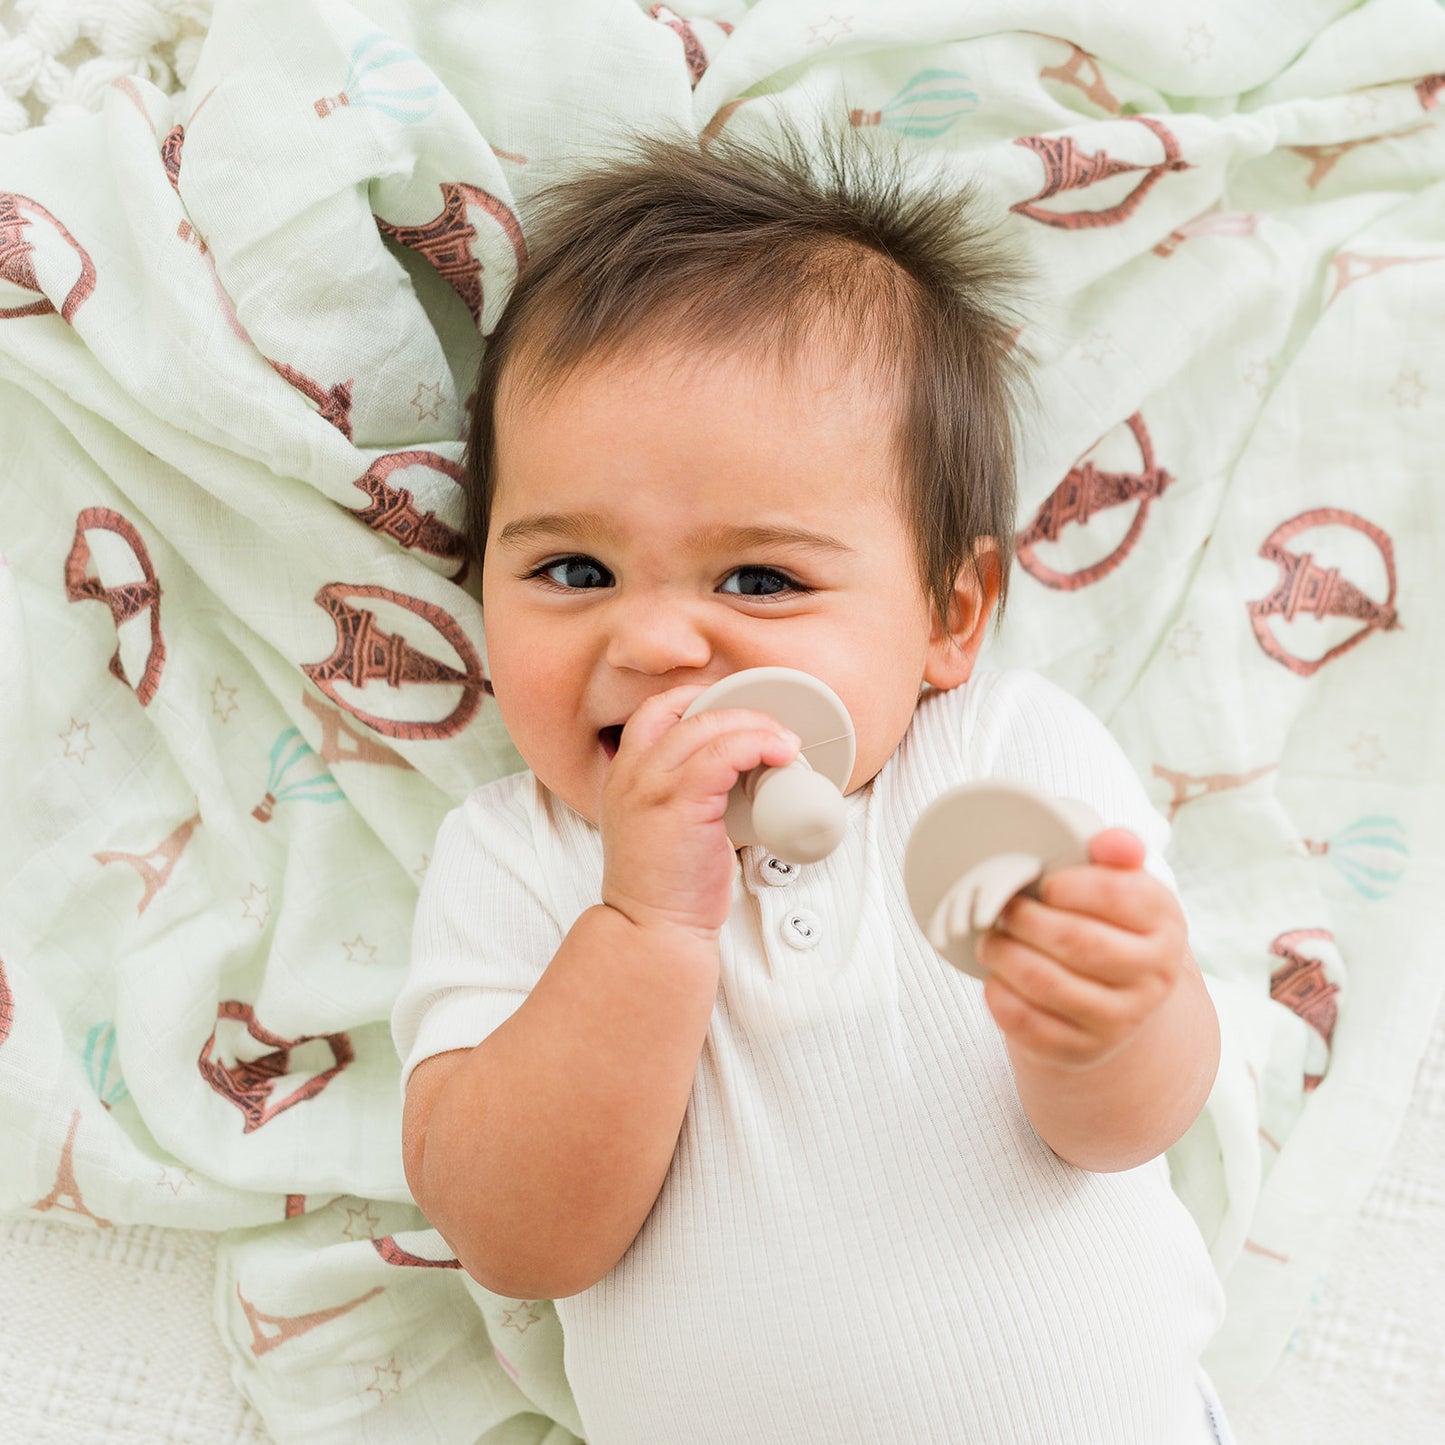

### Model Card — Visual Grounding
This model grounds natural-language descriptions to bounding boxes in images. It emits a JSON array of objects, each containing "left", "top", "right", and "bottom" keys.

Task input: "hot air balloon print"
[
  {"left": 84, "top": 1021, "right": 129, "bottom": 1109},
  {"left": 1304, "top": 815, "right": 1408, "bottom": 900},
  {"left": 252, "top": 728, "right": 346, "bottom": 823},
  {"left": 849, "top": 70, "right": 980, "bottom": 139},
  {"left": 314, "top": 31, "right": 441, "bottom": 122}
]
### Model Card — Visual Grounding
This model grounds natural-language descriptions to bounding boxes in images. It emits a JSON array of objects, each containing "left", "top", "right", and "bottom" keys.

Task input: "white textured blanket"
[{"left": 2, "top": 2, "right": 1443, "bottom": 1441}]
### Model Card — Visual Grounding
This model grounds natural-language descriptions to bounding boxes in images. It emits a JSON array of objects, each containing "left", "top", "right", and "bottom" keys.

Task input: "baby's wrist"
[{"left": 595, "top": 899, "right": 722, "bottom": 962}]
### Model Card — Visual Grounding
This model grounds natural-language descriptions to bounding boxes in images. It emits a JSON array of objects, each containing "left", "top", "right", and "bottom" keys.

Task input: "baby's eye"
[
  {"left": 718, "top": 566, "right": 804, "bottom": 599},
  {"left": 530, "top": 555, "right": 613, "bottom": 590}
]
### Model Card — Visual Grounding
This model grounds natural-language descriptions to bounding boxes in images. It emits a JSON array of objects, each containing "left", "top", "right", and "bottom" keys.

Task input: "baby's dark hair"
[{"left": 464, "top": 120, "right": 1028, "bottom": 630}]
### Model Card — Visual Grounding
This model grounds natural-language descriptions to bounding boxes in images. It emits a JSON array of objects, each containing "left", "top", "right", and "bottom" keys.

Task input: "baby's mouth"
[{"left": 598, "top": 724, "right": 624, "bottom": 760}]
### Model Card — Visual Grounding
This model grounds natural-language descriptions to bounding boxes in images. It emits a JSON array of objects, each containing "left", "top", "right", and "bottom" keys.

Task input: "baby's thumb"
[{"left": 1087, "top": 828, "right": 1146, "bottom": 869}]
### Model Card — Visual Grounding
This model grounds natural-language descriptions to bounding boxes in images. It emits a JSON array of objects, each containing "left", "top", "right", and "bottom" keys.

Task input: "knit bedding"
[{"left": 2, "top": 2, "right": 1444, "bottom": 1442}]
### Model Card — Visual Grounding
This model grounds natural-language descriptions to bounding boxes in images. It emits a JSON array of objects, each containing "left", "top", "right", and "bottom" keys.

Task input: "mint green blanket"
[{"left": 3, "top": 2, "right": 1443, "bottom": 1439}]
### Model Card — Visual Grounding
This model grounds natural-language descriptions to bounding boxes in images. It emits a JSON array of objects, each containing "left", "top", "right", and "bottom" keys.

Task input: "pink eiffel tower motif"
[
  {"left": 1014, "top": 413, "right": 1174, "bottom": 590},
  {"left": 267, "top": 359, "right": 354, "bottom": 439},
  {"left": 94, "top": 813, "right": 201, "bottom": 916},
  {"left": 33, "top": 1109, "right": 112, "bottom": 1227},
  {"left": 1011, "top": 116, "right": 1190, "bottom": 230},
  {"left": 1152, "top": 208, "right": 1257, "bottom": 257},
  {"left": 63, "top": 507, "right": 167, "bottom": 705},
  {"left": 302, "top": 690, "right": 414, "bottom": 771},
  {"left": 302, "top": 582, "right": 489, "bottom": 742},
  {"left": 236, "top": 1283, "right": 384, "bottom": 1358},
  {"left": 375, "top": 182, "right": 527, "bottom": 326},
  {"left": 0, "top": 191, "right": 96, "bottom": 321},
  {"left": 1269, "top": 929, "right": 1340, "bottom": 1044},
  {"left": 1039, "top": 42, "right": 1122, "bottom": 114},
  {"left": 1248, "top": 507, "right": 1401, "bottom": 676},
  {"left": 650, "top": 4, "right": 732, "bottom": 89},
  {"left": 349, "top": 450, "right": 466, "bottom": 574},
  {"left": 372, "top": 1234, "right": 462, "bottom": 1269},
  {"left": 1290, "top": 128, "right": 1428, "bottom": 190},
  {"left": 1151, "top": 763, "right": 1277, "bottom": 822},
  {"left": 0, "top": 954, "right": 13, "bottom": 1047},
  {"left": 1325, "top": 251, "right": 1443, "bottom": 307}
]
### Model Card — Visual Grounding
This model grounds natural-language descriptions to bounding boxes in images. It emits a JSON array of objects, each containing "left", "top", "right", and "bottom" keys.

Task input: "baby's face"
[{"left": 482, "top": 343, "right": 977, "bottom": 826}]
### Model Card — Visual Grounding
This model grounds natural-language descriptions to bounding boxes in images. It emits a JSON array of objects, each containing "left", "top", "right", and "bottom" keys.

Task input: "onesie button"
[
  {"left": 759, "top": 856, "right": 797, "bottom": 887},
  {"left": 781, "top": 908, "right": 822, "bottom": 950}
]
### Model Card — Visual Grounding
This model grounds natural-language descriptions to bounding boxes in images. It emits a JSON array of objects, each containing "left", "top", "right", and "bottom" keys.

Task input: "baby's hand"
[
  {"left": 975, "top": 829, "right": 1188, "bottom": 1072},
  {"left": 599, "top": 685, "right": 800, "bottom": 942}
]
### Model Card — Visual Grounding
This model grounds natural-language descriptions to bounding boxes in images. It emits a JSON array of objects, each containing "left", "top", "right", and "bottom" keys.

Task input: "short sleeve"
[
  {"left": 961, "top": 669, "right": 1180, "bottom": 897},
  {"left": 391, "top": 777, "right": 563, "bottom": 1094}
]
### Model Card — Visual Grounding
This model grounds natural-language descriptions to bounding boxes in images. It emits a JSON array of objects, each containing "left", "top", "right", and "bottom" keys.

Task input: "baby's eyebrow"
[
  {"left": 495, "top": 511, "right": 616, "bottom": 550},
  {"left": 495, "top": 513, "right": 854, "bottom": 557},
  {"left": 691, "top": 522, "right": 855, "bottom": 557}
]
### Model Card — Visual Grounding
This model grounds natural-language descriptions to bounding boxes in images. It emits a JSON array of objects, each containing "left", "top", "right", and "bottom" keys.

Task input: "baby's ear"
[{"left": 922, "top": 542, "right": 1001, "bottom": 690}]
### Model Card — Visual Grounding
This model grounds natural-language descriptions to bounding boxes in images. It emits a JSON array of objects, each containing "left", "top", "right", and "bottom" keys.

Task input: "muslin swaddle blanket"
[{"left": 2, "top": 2, "right": 1443, "bottom": 1440}]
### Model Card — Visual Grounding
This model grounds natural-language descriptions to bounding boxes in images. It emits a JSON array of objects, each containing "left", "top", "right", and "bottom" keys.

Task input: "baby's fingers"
[
  {"left": 627, "top": 702, "right": 789, "bottom": 765},
  {"left": 613, "top": 685, "right": 712, "bottom": 752},
  {"left": 980, "top": 941, "right": 1125, "bottom": 1068},
  {"left": 1037, "top": 858, "right": 1179, "bottom": 937},
  {"left": 980, "top": 927, "right": 1119, "bottom": 1017},
  {"left": 664, "top": 712, "right": 800, "bottom": 797},
  {"left": 1086, "top": 827, "right": 1147, "bottom": 871},
  {"left": 994, "top": 895, "right": 1172, "bottom": 991}
]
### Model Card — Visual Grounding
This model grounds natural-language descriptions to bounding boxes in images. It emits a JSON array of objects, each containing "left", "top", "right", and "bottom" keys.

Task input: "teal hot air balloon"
[
  {"left": 314, "top": 31, "right": 442, "bottom": 122},
  {"left": 84, "top": 1021, "right": 129, "bottom": 1109},
  {"left": 849, "top": 69, "right": 980, "bottom": 139},
  {"left": 252, "top": 728, "right": 346, "bottom": 823},
  {"left": 1309, "top": 814, "right": 1409, "bottom": 900}
]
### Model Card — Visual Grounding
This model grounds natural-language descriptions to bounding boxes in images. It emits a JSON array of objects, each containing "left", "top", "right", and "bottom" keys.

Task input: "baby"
[{"left": 394, "top": 125, "right": 1232, "bottom": 1444}]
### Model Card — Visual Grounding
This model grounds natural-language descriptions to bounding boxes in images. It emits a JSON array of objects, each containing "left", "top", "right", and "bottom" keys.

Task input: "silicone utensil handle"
[
  {"left": 746, "top": 757, "right": 848, "bottom": 865},
  {"left": 679, "top": 667, "right": 855, "bottom": 860}
]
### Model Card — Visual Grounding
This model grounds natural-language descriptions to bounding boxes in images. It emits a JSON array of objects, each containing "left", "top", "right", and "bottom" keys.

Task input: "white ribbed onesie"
[{"left": 394, "top": 668, "right": 1233, "bottom": 1444}]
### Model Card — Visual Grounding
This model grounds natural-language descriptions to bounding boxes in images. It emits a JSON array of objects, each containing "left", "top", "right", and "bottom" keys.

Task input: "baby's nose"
[{"left": 605, "top": 595, "right": 712, "bottom": 676}]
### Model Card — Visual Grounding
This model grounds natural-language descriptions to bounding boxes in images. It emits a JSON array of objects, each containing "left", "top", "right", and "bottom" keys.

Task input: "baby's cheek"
[{"left": 844, "top": 689, "right": 923, "bottom": 792}]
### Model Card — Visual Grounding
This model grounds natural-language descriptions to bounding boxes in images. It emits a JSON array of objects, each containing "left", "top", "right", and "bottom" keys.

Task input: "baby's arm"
[
  {"left": 403, "top": 904, "right": 718, "bottom": 1299},
  {"left": 976, "top": 827, "right": 1220, "bottom": 1173},
  {"left": 402, "top": 687, "right": 800, "bottom": 1299}
]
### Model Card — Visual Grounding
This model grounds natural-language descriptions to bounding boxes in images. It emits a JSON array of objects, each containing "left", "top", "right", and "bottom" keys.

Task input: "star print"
[
  {"left": 410, "top": 381, "right": 445, "bottom": 422},
  {"left": 413, "top": 853, "right": 430, "bottom": 884},
  {"left": 1086, "top": 646, "right": 1115, "bottom": 689},
  {"left": 340, "top": 1201, "right": 382, "bottom": 1241},
  {"left": 342, "top": 934, "right": 379, "bottom": 964},
  {"left": 1077, "top": 329, "right": 1115, "bottom": 364},
  {"left": 807, "top": 15, "right": 853, "bottom": 47},
  {"left": 1389, "top": 370, "right": 1425, "bottom": 407},
  {"left": 364, "top": 1358, "right": 402, "bottom": 1404},
  {"left": 1168, "top": 620, "right": 1202, "bottom": 659},
  {"left": 1183, "top": 23, "right": 1213, "bottom": 62},
  {"left": 241, "top": 882, "right": 271, "bottom": 928},
  {"left": 1242, "top": 359, "right": 1273, "bottom": 398},
  {"left": 60, "top": 718, "right": 96, "bottom": 764},
  {"left": 1348, "top": 732, "right": 1384, "bottom": 772},
  {"left": 211, "top": 677, "right": 238, "bottom": 722},
  {"left": 500, "top": 1301, "right": 542, "bottom": 1333},
  {"left": 157, "top": 1166, "right": 195, "bottom": 1196}
]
